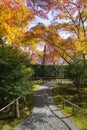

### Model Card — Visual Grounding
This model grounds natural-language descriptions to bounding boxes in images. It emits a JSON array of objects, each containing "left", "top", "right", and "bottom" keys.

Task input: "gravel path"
[{"left": 13, "top": 82, "right": 78, "bottom": 130}]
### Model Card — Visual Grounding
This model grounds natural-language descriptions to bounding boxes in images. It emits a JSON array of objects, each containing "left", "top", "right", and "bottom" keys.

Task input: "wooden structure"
[
  {"left": 54, "top": 88, "right": 87, "bottom": 115},
  {"left": 62, "top": 97, "right": 87, "bottom": 115},
  {"left": 0, "top": 97, "right": 21, "bottom": 118}
]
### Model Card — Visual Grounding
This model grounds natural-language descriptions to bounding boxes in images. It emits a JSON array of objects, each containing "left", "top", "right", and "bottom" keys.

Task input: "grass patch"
[
  {"left": 61, "top": 107, "right": 87, "bottom": 130},
  {"left": 0, "top": 83, "right": 39, "bottom": 130},
  {"left": 53, "top": 84, "right": 87, "bottom": 130}
]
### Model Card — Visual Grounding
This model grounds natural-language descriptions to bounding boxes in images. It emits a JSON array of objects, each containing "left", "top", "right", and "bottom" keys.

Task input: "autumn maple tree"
[
  {"left": 0, "top": 0, "right": 34, "bottom": 45},
  {"left": 22, "top": 0, "right": 87, "bottom": 97},
  {"left": 0, "top": 0, "right": 35, "bottom": 103},
  {"left": 53, "top": 0, "right": 87, "bottom": 93}
]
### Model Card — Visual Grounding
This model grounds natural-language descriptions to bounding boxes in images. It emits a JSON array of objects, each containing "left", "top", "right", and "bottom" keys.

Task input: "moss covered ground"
[{"left": 53, "top": 83, "right": 87, "bottom": 130}]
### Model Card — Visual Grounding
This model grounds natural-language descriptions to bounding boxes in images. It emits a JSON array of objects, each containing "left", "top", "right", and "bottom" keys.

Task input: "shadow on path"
[{"left": 13, "top": 82, "right": 78, "bottom": 130}]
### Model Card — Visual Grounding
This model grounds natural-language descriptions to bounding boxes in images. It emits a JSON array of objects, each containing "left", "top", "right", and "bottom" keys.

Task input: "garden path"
[{"left": 13, "top": 82, "right": 78, "bottom": 130}]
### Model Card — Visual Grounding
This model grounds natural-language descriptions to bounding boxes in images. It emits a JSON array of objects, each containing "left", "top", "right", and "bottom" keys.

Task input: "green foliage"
[
  {"left": 64, "top": 62, "right": 87, "bottom": 88},
  {"left": 0, "top": 45, "right": 34, "bottom": 103},
  {"left": 31, "top": 64, "right": 65, "bottom": 79},
  {"left": 64, "top": 63, "right": 82, "bottom": 80}
]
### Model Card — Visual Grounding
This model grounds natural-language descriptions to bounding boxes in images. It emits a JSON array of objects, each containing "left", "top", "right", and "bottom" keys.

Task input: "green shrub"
[{"left": 0, "top": 46, "right": 34, "bottom": 104}]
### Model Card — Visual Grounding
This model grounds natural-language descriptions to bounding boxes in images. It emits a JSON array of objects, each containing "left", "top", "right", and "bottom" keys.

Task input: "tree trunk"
[
  {"left": 42, "top": 45, "right": 46, "bottom": 79},
  {"left": 75, "top": 82, "right": 81, "bottom": 101}
]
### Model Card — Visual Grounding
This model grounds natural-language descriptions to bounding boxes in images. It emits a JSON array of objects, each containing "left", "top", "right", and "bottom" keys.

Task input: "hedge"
[{"left": 31, "top": 64, "right": 67, "bottom": 79}]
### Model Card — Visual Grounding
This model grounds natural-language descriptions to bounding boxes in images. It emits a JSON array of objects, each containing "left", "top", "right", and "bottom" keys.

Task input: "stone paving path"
[{"left": 13, "top": 82, "right": 78, "bottom": 130}]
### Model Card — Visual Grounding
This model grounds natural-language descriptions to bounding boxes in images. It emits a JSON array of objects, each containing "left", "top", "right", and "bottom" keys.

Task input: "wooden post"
[
  {"left": 62, "top": 98, "right": 65, "bottom": 109},
  {"left": 72, "top": 106, "right": 75, "bottom": 116},
  {"left": 24, "top": 95, "right": 27, "bottom": 108},
  {"left": 14, "top": 99, "right": 20, "bottom": 118}
]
